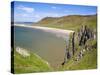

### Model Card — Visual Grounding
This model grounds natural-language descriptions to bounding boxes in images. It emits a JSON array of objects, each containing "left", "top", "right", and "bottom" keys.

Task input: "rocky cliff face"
[{"left": 62, "top": 25, "right": 97, "bottom": 65}]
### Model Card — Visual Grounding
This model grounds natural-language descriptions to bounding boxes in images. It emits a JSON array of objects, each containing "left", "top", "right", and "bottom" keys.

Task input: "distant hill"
[
  {"left": 35, "top": 15, "right": 97, "bottom": 31},
  {"left": 11, "top": 22, "right": 35, "bottom": 26}
]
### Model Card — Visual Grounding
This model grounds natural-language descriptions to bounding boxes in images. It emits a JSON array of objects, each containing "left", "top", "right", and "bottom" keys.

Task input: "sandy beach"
[
  {"left": 14, "top": 24, "right": 74, "bottom": 34},
  {"left": 14, "top": 24, "right": 74, "bottom": 40}
]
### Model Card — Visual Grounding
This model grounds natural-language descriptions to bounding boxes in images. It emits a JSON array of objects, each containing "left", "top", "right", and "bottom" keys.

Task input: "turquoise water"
[{"left": 14, "top": 25, "right": 69, "bottom": 68}]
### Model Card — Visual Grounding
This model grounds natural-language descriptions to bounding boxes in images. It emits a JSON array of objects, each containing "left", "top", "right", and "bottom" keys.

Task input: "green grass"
[
  {"left": 60, "top": 49, "right": 97, "bottom": 70},
  {"left": 59, "top": 39, "right": 97, "bottom": 70},
  {"left": 36, "top": 15, "right": 97, "bottom": 31},
  {"left": 13, "top": 50, "right": 53, "bottom": 74}
]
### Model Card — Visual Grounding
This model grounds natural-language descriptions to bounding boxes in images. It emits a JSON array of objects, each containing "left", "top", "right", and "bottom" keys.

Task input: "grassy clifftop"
[
  {"left": 13, "top": 50, "right": 52, "bottom": 74},
  {"left": 59, "top": 48, "right": 97, "bottom": 70}
]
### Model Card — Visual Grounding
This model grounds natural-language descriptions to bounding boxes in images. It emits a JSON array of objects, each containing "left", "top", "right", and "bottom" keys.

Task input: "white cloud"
[
  {"left": 22, "top": 13, "right": 29, "bottom": 17},
  {"left": 34, "top": 15, "right": 40, "bottom": 18},
  {"left": 17, "top": 5, "right": 35, "bottom": 13},
  {"left": 15, "top": 13, "right": 29, "bottom": 17},
  {"left": 51, "top": 6, "right": 57, "bottom": 9},
  {"left": 44, "top": 13, "right": 63, "bottom": 17}
]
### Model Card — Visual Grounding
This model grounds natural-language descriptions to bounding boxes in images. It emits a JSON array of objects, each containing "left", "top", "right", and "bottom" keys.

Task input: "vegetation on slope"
[
  {"left": 35, "top": 15, "right": 97, "bottom": 31},
  {"left": 13, "top": 50, "right": 52, "bottom": 74},
  {"left": 59, "top": 28, "right": 97, "bottom": 70},
  {"left": 59, "top": 40, "right": 97, "bottom": 70}
]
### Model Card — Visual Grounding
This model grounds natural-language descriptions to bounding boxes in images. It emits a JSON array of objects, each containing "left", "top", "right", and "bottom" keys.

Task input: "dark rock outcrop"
[{"left": 62, "top": 25, "right": 96, "bottom": 66}]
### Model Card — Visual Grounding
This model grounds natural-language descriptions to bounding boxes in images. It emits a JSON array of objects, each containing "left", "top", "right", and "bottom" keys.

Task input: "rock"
[
  {"left": 16, "top": 47, "right": 30, "bottom": 57},
  {"left": 82, "top": 49, "right": 86, "bottom": 53},
  {"left": 61, "top": 61, "right": 65, "bottom": 66},
  {"left": 72, "top": 32, "right": 75, "bottom": 55}
]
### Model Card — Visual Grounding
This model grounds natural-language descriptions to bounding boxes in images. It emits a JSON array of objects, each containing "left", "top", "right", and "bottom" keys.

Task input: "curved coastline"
[
  {"left": 14, "top": 24, "right": 74, "bottom": 40},
  {"left": 14, "top": 24, "right": 74, "bottom": 34}
]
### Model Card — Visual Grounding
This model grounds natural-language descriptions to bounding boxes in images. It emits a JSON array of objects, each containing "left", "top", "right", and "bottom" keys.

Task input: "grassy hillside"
[
  {"left": 59, "top": 48, "right": 97, "bottom": 70},
  {"left": 13, "top": 50, "right": 52, "bottom": 74},
  {"left": 58, "top": 36, "right": 97, "bottom": 70},
  {"left": 35, "top": 15, "right": 97, "bottom": 31},
  {"left": 12, "top": 14, "right": 97, "bottom": 73}
]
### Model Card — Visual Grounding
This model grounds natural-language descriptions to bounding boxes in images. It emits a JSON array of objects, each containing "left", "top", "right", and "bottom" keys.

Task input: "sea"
[{"left": 13, "top": 23, "right": 69, "bottom": 68}]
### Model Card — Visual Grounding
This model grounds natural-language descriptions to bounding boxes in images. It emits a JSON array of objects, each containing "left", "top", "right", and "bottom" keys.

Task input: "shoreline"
[{"left": 14, "top": 24, "right": 74, "bottom": 35}]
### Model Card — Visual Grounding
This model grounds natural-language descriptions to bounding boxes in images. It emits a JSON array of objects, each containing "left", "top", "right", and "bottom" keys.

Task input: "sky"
[{"left": 11, "top": 1, "right": 97, "bottom": 22}]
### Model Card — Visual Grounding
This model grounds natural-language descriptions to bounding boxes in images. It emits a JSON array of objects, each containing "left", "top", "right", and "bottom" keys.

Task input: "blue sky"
[{"left": 11, "top": 1, "right": 97, "bottom": 22}]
